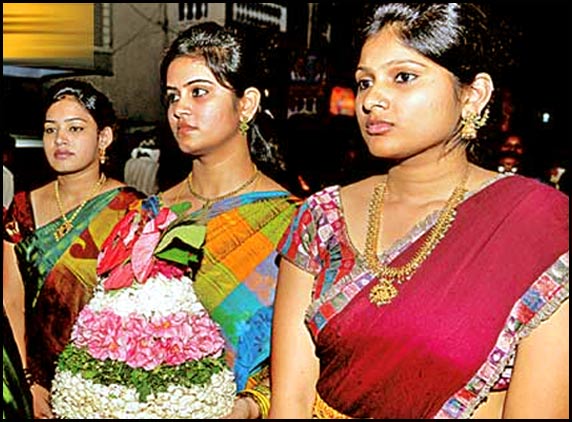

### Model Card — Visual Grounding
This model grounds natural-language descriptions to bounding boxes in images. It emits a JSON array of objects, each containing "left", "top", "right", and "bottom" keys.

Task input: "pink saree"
[{"left": 278, "top": 174, "right": 569, "bottom": 419}]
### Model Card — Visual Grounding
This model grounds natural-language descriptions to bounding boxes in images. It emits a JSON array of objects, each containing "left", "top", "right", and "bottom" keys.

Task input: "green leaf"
[{"left": 155, "top": 224, "right": 206, "bottom": 255}]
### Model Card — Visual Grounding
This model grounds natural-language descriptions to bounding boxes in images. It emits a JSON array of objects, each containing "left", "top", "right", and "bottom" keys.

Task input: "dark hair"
[
  {"left": 44, "top": 79, "right": 121, "bottom": 176},
  {"left": 159, "top": 21, "right": 284, "bottom": 174},
  {"left": 361, "top": 3, "right": 516, "bottom": 163},
  {"left": 44, "top": 79, "right": 117, "bottom": 133}
]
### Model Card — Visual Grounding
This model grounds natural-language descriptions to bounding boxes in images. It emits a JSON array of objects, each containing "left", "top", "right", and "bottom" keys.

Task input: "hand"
[
  {"left": 31, "top": 384, "right": 54, "bottom": 419},
  {"left": 222, "top": 396, "right": 259, "bottom": 419}
]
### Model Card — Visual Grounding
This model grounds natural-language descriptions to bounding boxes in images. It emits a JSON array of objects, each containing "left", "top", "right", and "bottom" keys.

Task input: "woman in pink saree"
[{"left": 270, "top": 3, "right": 568, "bottom": 419}]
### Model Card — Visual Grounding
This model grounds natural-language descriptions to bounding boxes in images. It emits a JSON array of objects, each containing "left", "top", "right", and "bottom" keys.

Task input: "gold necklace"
[
  {"left": 186, "top": 164, "right": 260, "bottom": 208},
  {"left": 53, "top": 173, "right": 107, "bottom": 241},
  {"left": 365, "top": 170, "right": 469, "bottom": 306}
]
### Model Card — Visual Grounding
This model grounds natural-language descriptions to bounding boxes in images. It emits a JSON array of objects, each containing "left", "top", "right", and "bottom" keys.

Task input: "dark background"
[{"left": 4, "top": 2, "right": 570, "bottom": 195}]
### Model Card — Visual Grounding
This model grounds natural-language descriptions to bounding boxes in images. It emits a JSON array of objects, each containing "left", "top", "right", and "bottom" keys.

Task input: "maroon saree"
[{"left": 278, "top": 174, "right": 569, "bottom": 418}]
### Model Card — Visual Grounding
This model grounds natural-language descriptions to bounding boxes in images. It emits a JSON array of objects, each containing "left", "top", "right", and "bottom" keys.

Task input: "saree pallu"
[
  {"left": 179, "top": 191, "right": 300, "bottom": 390},
  {"left": 279, "top": 175, "right": 569, "bottom": 419},
  {"left": 3, "top": 306, "right": 33, "bottom": 419},
  {"left": 3, "top": 188, "right": 143, "bottom": 389}
]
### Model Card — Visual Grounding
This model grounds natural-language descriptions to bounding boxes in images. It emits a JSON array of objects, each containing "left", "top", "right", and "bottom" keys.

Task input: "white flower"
[{"left": 51, "top": 367, "right": 236, "bottom": 419}]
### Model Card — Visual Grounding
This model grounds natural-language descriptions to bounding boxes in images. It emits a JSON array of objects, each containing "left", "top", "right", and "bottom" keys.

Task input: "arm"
[
  {"left": 502, "top": 300, "right": 569, "bottom": 418},
  {"left": 269, "top": 259, "right": 320, "bottom": 419}
]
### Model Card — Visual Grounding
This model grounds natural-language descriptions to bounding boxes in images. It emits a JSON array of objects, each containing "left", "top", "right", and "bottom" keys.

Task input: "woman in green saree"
[
  {"left": 52, "top": 22, "right": 299, "bottom": 419},
  {"left": 3, "top": 79, "right": 143, "bottom": 419}
]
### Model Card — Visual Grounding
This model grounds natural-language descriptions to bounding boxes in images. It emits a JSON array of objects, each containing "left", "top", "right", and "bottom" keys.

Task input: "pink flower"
[
  {"left": 103, "top": 262, "right": 135, "bottom": 291},
  {"left": 97, "top": 210, "right": 140, "bottom": 276}
]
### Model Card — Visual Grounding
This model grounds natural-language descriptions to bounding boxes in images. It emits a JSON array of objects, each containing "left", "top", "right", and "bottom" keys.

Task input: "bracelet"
[
  {"left": 238, "top": 384, "right": 271, "bottom": 419},
  {"left": 23, "top": 367, "right": 38, "bottom": 387}
]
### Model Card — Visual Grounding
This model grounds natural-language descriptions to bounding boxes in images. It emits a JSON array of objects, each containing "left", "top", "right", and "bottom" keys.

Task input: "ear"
[
  {"left": 239, "top": 87, "right": 261, "bottom": 123},
  {"left": 462, "top": 72, "right": 494, "bottom": 117},
  {"left": 98, "top": 126, "right": 114, "bottom": 150}
]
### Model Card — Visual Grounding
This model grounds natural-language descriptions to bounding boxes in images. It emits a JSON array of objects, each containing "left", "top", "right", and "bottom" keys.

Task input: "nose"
[
  {"left": 361, "top": 87, "right": 389, "bottom": 114},
  {"left": 171, "top": 94, "right": 191, "bottom": 119},
  {"left": 54, "top": 129, "right": 68, "bottom": 145}
]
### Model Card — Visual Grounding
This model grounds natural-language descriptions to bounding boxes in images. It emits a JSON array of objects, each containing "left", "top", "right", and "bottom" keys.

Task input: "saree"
[
  {"left": 98, "top": 191, "right": 299, "bottom": 391},
  {"left": 3, "top": 187, "right": 143, "bottom": 390},
  {"left": 278, "top": 174, "right": 569, "bottom": 419},
  {"left": 3, "top": 306, "right": 33, "bottom": 420}
]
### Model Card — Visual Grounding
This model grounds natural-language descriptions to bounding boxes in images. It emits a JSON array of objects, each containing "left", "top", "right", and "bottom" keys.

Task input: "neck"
[
  {"left": 385, "top": 152, "right": 470, "bottom": 204},
  {"left": 56, "top": 170, "right": 104, "bottom": 196},
  {"left": 190, "top": 159, "right": 257, "bottom": 198}
]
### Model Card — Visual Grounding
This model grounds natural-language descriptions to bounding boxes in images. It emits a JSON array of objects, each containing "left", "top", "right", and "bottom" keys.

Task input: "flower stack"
[{"left": 51, "top": 199, "right": 236, "bottom": 418}]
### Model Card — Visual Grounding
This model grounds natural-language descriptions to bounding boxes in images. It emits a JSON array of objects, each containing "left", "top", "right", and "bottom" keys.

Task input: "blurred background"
[{"left": 3, "top": 2, "right": 570, "bottom": 198}]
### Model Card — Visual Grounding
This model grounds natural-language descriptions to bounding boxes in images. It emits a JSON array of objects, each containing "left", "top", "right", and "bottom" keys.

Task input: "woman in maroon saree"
[{"left": 269, "top": 3, "right": 568, "bottom": 419}]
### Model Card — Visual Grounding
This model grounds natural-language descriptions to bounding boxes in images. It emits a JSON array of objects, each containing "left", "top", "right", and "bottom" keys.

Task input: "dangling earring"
[
  {"left": 460, "top": 108, "right": 490, "bottom": 140},
  {"left": 99, "top": 147, "right": 107, "bottom": 165},
  {"left": 239, "top": 118, "right": 249, "bottom": 137}
]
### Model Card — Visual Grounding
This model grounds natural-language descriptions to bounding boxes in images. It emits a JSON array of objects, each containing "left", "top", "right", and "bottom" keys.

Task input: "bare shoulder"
[
  {"left": 103, "top": 178, "right": 127, "bottom": 191},
  {"left": 467, "top": 165, "right": 500, "bottom": 191},
  {"left": 340, "top": 175, "right": 383, "bottom": 204},
  {"left": 257, "top": 173, "right": 290, "bottom": 193}
]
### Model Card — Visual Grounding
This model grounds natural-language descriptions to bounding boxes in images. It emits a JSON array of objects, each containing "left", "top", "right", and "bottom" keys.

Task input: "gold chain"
[
  {"left": 186, "top": 164, "right": 259, "bottom": 208},
  {"left": 53, "top": 173, "right": 107, "bottom": 241},
  {"left": 365, "top": 170, "right": 469, "bottom": 306}
]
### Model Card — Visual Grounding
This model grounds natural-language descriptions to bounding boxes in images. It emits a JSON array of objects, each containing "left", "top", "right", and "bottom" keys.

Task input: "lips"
[
  {"left": 176, "top": 123, "right": 197, "bottom": 137},
  {"left": 54, "top": 149, "right": 73, "bottom": 160},
  {"left": 365, "top": 120, "right": 394, "bottom": 136}
]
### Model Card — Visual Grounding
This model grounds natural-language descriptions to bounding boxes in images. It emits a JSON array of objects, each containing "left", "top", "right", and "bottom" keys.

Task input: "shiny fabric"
[
  {"left": 127, "top": 191, "right": 299, "bottom": 391},
  {"left": 3, "top": 306, "right": 33, "bottom": 420},
  {"left": 190, "top": 192, "right": 300, "bottom": 390},
  {"left": 3, "top": 188, "right": 143, "bottom": 390},
  {"left": 278, "top": 174, "right": 569, "bottom": 419}
]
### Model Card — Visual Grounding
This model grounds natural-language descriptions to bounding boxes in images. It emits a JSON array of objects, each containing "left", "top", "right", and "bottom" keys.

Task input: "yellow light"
[{"left": 3, "top": 3, "right": 93, "bottom": 63}]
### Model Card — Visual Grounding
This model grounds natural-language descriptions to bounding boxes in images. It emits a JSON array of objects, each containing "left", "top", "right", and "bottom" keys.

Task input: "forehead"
[
  {"left": 359, "top": 26, "right": 430, "bottom": 67},
  {"left": 46, "top": 95, "right": 91, "bottom": 118},
  {"left": 166, "top": 56, "right": 215, "bottom": 84},
  {"left": 504, "top": 135, "right": 523, "bottom": 145}
]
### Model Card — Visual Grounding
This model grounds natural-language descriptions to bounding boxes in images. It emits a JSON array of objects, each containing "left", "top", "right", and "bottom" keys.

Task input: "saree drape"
[
  {"left": 3, "top": 188, "right": 143, "bottom": 389},
  {"left": 278, "top": 174, "right": 569, "bottom": 419}
]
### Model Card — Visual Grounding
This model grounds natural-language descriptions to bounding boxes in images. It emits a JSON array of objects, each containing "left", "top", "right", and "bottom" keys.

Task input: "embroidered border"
[{"left": 436, "top": 252, "right": 569, "bottom": 419}]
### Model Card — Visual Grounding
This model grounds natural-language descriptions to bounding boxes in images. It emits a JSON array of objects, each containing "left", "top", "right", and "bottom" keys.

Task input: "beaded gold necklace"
[
  {"left": 186, "top": 164, "right": 260, "bottom": 209},
  {"left": 365, "top": 170, "right": 469, "bottom": 306},
  {"left": 54, "top": 173, "right": 107, "bottom": 241}
]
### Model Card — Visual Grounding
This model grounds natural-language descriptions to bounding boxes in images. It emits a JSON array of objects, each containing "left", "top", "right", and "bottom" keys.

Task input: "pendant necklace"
[
  {"left": 53, "top": 173, "right": 107, "bottom": 241},
  {"left": 365, "top": 169, "right": 469, "bottom": 306}
]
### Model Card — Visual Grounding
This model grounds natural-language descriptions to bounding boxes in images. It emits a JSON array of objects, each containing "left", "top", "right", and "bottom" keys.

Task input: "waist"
[{"left": 313, "top": 392, "right": 352, "bottom": 419}]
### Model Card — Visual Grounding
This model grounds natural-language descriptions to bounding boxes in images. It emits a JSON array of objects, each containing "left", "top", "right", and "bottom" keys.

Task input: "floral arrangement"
[{"left": 51, "top": 198, "right": 237, "bottom": 418}]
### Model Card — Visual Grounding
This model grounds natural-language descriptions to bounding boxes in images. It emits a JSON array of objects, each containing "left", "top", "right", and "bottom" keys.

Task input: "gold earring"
[
  {"left": 239, "top": 119, "right": 249, "bottom": 137},
  {"left": 460, "top": 108, "right": 490, "bottom": 140},
  {"left": 99, "top": 147, "right": 107, "bottom": 165}
]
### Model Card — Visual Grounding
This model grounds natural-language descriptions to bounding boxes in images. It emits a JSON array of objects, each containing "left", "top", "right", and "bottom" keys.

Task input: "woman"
[
  {"left": 270, "top": 3, "right": 568, "bottom": 419},
  {"left": 3, "top": 79, "right": 144, "bottom": 419},
  {"left": 53, "top": 22, "right": 299, "bottom": 419}
]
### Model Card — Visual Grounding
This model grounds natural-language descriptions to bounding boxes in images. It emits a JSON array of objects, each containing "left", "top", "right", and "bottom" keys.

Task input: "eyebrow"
[
  {"left": 166, "top": 78, "right": 215, "bottom": 90},
  {"left": 44, "top": 117, "right": 89, "bottom": 124},
  {"left": 356, "top": 59, "right": 428, "bottom": 72}
]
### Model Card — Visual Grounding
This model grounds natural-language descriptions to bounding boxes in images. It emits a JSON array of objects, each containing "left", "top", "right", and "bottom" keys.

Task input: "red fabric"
[{"left": 312, "top": 176, "right": 568, "bottom": 418}]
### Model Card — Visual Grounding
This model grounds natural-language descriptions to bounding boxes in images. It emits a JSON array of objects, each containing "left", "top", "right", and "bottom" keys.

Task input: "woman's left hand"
[{"left": 223, "top": 396, "right": 259, "bottom": 419}]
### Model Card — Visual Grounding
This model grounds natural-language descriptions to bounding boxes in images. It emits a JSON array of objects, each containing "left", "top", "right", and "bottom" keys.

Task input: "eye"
[
  {"left": 43, "top": 126, "right": 55, "bottom": 135},
  {"left": 164, "top": 92, "right": 179, "bottom": 105},
  {"left": 191, "top": 87, "right": 208, "bottom": 97},
  {"left": 356, "top": 78, "right": 373, "bottom": 92},
  {"left": 69, "top": 126, "right": 84, "bottom": 133},
  {"left": 395, "top": 72, "right": 417, "bottom": 84}
]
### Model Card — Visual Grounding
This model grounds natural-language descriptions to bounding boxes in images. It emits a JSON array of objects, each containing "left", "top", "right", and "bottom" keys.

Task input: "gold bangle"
[
  {"left": 238, "top": 384, "right": 271, "bottom": 419},
  {"left": 23, "top": 368, "right": 37, "bottom": 387}
]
